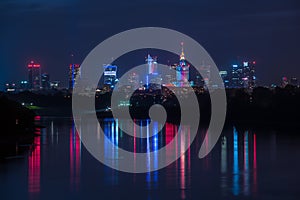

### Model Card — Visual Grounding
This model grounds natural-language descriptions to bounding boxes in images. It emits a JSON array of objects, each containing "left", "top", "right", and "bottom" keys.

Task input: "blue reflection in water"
[
  {"left": 244, "top": 131, "right": 249, "bottom": 195},
  {"left": 152, "top": 122, "right": 158, "bottom": 184},
  {"left": 146, "top": 120, "right": 159, "bottom": 189},
  {"left": 232, "top": 127, "right": 240, "bottom": 196},
  {"left": 146, "top": 119, "right": 151, "bottom": 186},
  {"left": 103, "top": 119, "right": 119, "bottom": 185}
]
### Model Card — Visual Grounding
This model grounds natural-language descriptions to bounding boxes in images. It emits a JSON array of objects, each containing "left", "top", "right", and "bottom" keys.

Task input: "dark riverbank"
[
  {"left": 0, "top": 95, "right": 36, "bottom": 159},
  {"left": 3, "top": 85, "right": 300, "bottom": 129}
]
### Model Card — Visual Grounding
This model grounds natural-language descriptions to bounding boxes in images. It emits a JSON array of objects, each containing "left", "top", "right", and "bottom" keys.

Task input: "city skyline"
[
  {"left": 1, "top": 0, "right": 300, "bottom": 89},
  {"left": 2, "top": 51, "right": 300, "bottom": 92}
]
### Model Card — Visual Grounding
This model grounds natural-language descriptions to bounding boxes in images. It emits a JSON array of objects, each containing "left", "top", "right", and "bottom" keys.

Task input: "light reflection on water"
[
  {"left": 69, "top": 121, "right": 81, "bottom": 191},
  {"left": 1, "top": 117, "right": 300, "bottom": 200},
  {"left": 28, "top": 133, "right": 41, "bottom": 199}
]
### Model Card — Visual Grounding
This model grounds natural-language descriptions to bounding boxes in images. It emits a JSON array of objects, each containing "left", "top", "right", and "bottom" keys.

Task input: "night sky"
[{"left": 0, "top": 0, "right": 299, "bottom": 88}]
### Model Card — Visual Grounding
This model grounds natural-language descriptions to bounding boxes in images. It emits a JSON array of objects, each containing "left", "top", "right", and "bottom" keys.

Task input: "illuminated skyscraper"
[
  {"left": 69, "top": 64, "right": 80, "bottom": 90},
  {"left": 176, "top": 43, "right": 190, "bottom": 87},
  {"left": 103, "top": 65, "right": 118, "bottom": 88},
  {"left": 231, "top": 61, "right": 256, "bottom": 88},
  {"left": 146, "top": 54, "right": 158, "bottom": 74},
  {"left": 231, "top": 64, "right": 239, "bottom": 87},
  {"left": 145, "top": 54, "right": 161, "bottom": 90},
  {"left": 244, "top": 61, "right": 256, "bottom": 88},
  {"left": 28, "top": 61, "right": 41, "bottom": 89},
  {"left": 219, "top": 71, "right": 229, "bottom": 88}
]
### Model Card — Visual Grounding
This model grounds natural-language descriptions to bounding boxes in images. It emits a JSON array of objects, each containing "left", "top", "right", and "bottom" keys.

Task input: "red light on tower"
[
  {"left": 28, "top": 61, "right": 40, "bottom": 68},
  {"left": 253, "top": 61, "right": 256, "bottom": 65},
  {"left": 27, "top": 60, "right": 41, "bottom": 89},
  {"left": 69, "top": 64, "right": 80, "bottom": 69}
]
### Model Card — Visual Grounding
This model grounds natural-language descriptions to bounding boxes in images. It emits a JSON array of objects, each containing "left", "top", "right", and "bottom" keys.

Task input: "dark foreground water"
[{"left": 0, "top": 117, "right": 300, "bottom": 200}]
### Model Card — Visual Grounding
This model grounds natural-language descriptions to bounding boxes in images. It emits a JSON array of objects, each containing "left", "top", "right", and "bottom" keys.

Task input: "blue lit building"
[
  {"left": 145, "top": 55, "right": 161, "bottom": 90},
  {"left": 103, "top": 65, "right": 118, "bottom": 89},
  {"left": 69, "top": 64, "right": 80, "bottom": 90}
]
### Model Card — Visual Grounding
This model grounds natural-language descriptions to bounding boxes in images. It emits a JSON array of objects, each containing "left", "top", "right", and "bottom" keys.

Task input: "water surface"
[{"left": 0, "top": 117, "right": 299, "bottom": 200}]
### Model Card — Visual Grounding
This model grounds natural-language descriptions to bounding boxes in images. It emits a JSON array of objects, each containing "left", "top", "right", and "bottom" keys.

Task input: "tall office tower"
[
  {"left": 146, "top": 54, "right": 158, "bottom": 75},
  {"left": 41, "top": 73, "right": 50, "bottom": 89},
  {"left": 103, "top": 65, "right": 118, "bottom": 88},
  {"left": 248, "top": 61, "right": 256, "bottom": 88},
  {"left": 176, "top": 43, "right": 190, "bottom": 87},
  {"left": 145, "top": 54, "right": 161, "bottom": 90},
  {"left": 231, "top": 64, "right": 243, "bottom": 88},
  {"left": 230, "top": 61, "right": 256, "bottom": 88},
  {"left": 219, "top": 71, "right": 229, "bottom": 88},
  {"left": 231, "top": 64, "right": 239, "bottom": 88},
  {"left": 69, "top": 64, "right": 80, "bottom": 90},
  {"left": 242, "top": 61, "right": 256, "bottom": 88},
  {"left": 28, "top": 61, "right": 41, "bottom": 89}
]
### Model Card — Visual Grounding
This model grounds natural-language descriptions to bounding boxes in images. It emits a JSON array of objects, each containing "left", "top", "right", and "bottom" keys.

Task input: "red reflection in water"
[
  {"left": 165, "top": 123, "right": 179, "bottom": 188},
  {"left": 165, "top": 123, "right": 174, "bottom": 145},
  {"left": 180, "top": 130, "right": 185, "bottom": 189},
  {"left": 180, "top": 126, "right": 191, "bottom": 199},
  {"left": 28, "top": 136, "right": 41, "bottom": 196},
  {"left": 165, "top": 123, "right": 177, "bottom": 165},
  {"left": 34, "top": 116, "right": 41, "bottom": 121},
  {"left": 70, "top": 126, "right": 81, "bottom": 190}
]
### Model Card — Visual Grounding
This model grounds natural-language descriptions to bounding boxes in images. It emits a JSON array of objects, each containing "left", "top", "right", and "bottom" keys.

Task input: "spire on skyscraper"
[{"left": 180, "top": 42, "right": 185, "bottom": 61}]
